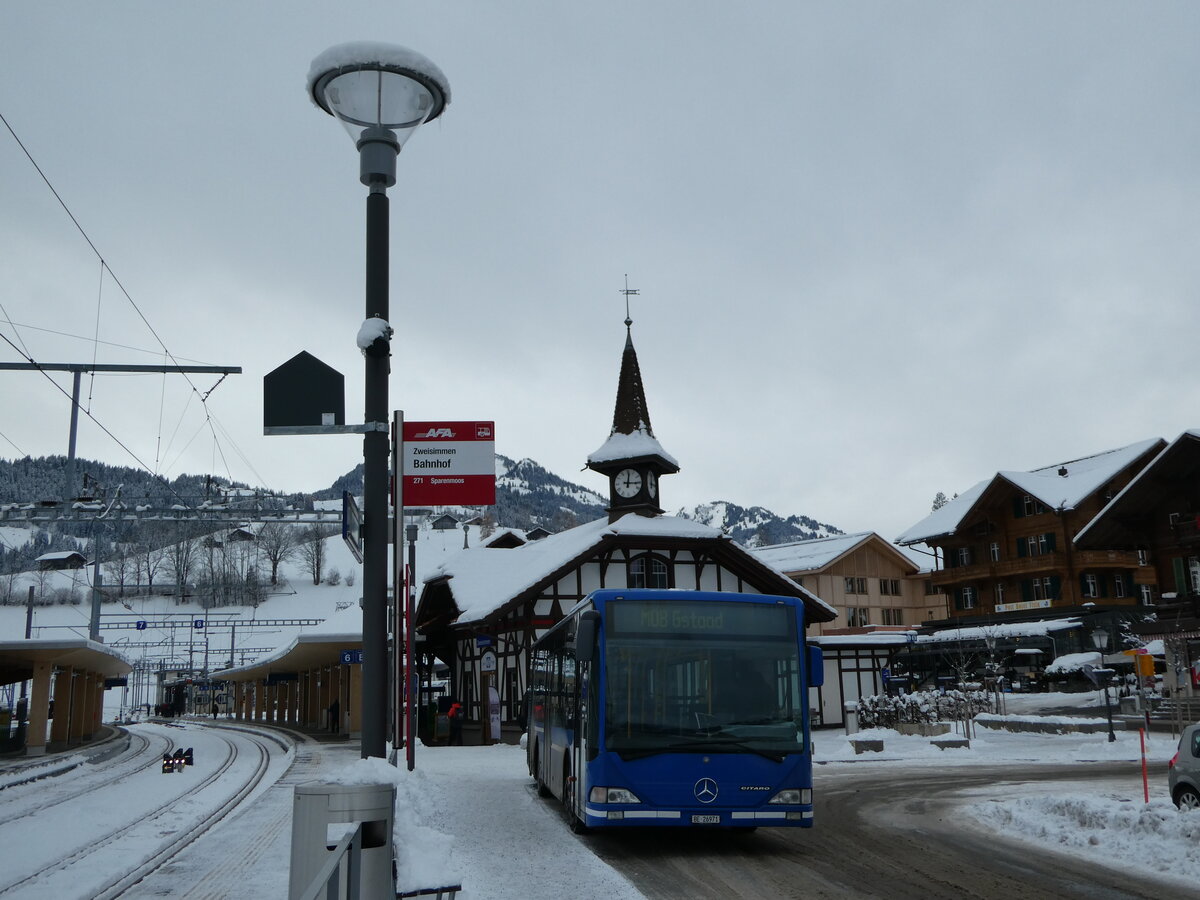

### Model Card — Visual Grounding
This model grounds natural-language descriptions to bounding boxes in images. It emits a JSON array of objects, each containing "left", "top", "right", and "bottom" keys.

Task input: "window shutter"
[
  {"left": 1173, "top": 557, "right": 1187, "bottom": 592},
  {"left": 1013, "top": 497, "right": 1024, "bottom": 518},
  {"left": 1045, "top": 532, "right": 1057, "bottom": 552},
  {"left": 1049, "top": 575, "right": 1061, "bottom": 599},
  {"left": 1080, "top": 573, "right": 1089, "bottom": 596},
  {"left": 1099, "top": 575, "right": 1108, "bottom": 598},
  {"left": 1017, "top": 539, "right": 1027, "bottom": 559},
  {"left": 1021, "top": 580, "right": 1033, "bottom": 602}
]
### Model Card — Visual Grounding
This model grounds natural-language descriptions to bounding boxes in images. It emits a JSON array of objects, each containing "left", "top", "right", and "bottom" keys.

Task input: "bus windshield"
[{"left": 602, "top": 599, "right": 805, "bottom": 759}]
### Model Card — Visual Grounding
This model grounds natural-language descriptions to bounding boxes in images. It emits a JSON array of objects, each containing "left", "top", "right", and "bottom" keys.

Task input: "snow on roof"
[
  {"left": 1074, "top": 431, "right": 1192, "bottom": 546},
  {"left": 811, "top": 631, "right": 917, "bottom": 647},
  {"left": 211, "top": 604, "right": 363, "bottom": 678},
  {"left": 35, "top": 550, "right": 86, "bottom": 561},
  {"left": 587, "top": 427, "right": 679, "bottom": 469},
  {"left": 894, "top": 480, "right": 989, "bottom": 544},
  {"left": 1044, "top": 651, "right": 1102, "bottom": 675},
  {"left": 998, "top": 437, "right": 1162, "bottom": 513},
  {"left": 752, "top": 532, "right": 873, "bottom": 571},
  {"left": 895, "top": 438, "right": 1161, "bottom": 544},
  {"left": 429, "top": 513, "right": 833, "bottom": 624},
  {"left": 916, "top": 619, "right": 1082, "bottom": 644},
  {"left": 753, "top": 531, "right": 925, "bottom": 575}
]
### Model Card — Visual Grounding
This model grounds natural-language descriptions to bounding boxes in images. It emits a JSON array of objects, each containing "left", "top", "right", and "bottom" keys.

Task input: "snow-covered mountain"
[{"left": 678, "top": 501, "right": 841, "bottom": 547}]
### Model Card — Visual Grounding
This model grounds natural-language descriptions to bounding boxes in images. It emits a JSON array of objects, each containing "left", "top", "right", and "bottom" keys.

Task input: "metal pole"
[
  {"left": 361, "top": 184, "right": 390, "bottom": 759},
  {"left": 391, "top": 411, "right": 404, "bottom": 756},
  {"left": 1103, "top": 680, "right": 1116, "bottom": 742},
  {"left": 66, "top": 370, "right": 81, "bottom": 500},
  {"left": 89, "top": 522, "right": 103, "bottom": 641},
  {"left": 406, "top": 523, "right": 418, "bottom": 771}
]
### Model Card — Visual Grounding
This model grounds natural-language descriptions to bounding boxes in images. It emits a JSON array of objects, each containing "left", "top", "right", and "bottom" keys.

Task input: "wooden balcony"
[{"left": 929, "top": 549, "right": 1145, "bottom": 586}]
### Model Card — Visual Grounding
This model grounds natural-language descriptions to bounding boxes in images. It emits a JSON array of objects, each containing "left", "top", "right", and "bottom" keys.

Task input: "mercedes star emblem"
[{"left": 694, "top": 777, "right": 718, "bottom": 804}]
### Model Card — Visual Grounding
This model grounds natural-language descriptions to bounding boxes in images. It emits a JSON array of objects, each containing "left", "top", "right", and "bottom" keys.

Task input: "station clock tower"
[{"left": 586, "top": 310, "right": 679, "bottom": 522}]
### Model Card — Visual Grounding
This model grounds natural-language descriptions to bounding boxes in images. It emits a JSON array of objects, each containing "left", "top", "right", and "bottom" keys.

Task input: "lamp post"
[
  {"left": 308, "top": 42, "right": 449, "bottom": 759},
  {"left": 1091, "top": 627, "right": 1117, "bottom": 742}
]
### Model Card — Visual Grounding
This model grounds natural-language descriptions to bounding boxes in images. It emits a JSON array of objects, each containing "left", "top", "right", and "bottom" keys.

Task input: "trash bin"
[
  {"left": 843, "top": 701, "right": 859, "bottom": 735},
  {"left": 288, "top": 781, "right": 396, "bottom": 900}
]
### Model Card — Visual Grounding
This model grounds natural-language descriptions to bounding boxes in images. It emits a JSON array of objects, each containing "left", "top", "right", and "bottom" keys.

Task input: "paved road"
[{"left": 586, "top": 763, "right": 1191, "bottom": 900}]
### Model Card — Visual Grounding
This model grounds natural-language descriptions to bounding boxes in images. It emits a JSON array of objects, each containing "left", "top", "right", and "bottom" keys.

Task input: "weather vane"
[{"left": 619, "top": 274, "right": 639, "bottom": 327}]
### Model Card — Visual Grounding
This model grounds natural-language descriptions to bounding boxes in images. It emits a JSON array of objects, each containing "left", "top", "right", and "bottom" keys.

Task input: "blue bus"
[{"left": 527, "top": 589, "right": 823, "bottom": 832}]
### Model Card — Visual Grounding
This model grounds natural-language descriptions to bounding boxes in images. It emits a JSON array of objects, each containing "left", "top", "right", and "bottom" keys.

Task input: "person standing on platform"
[{"left": 448, "top": 699, "right": 464, "bottom": 745}]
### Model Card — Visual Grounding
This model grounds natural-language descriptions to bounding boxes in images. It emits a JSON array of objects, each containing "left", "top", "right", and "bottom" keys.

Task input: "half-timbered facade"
[
  {"left": 415, "top": 514, "right": 836, "bottom": 741},
  {"left": 414, "top": 317, "right": 837, "bottom": 742}
]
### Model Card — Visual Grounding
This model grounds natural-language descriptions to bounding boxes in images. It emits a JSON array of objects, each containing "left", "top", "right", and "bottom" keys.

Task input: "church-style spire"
[
  {"left": 587, "top": 279, "right": 679, "bottom": 521},
  {"left": 611, "top": 325, "right": 656, "bottom": 437}
]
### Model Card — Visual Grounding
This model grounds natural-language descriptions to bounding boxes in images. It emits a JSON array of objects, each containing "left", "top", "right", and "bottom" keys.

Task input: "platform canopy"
[{"left": 0, "top": 638, "right": 131, "bottom": 685}]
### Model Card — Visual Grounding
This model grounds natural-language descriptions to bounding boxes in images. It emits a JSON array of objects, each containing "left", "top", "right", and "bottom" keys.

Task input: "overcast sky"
[{"left": 2, "top": 2, "right": 1197, "bottom": 541}]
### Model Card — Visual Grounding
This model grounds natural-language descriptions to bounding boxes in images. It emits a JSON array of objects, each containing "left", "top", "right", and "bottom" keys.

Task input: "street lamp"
[
  {"left": 308, "top": 42, "right": 450, "bottom": 759},
  {"left": 1091, "top": 627, "right": 1117, "bottom": 742}
]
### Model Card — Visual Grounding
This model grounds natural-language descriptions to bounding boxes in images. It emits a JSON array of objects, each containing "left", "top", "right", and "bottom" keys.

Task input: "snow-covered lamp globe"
[{"left": 308, "top": 42, "right": 450, "bottom": 186}]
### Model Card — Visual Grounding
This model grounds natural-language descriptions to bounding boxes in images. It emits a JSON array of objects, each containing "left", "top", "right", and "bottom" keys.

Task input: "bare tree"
[
  {"left": 296, "top": 525, "right": 335, "bottom": 586},
  {"left": 104, "top": 543, "right": 135, "bottom": 597},
  {"left": 136, "top": 541, "right": 166, "bottom": 595},
  {"left": 257, "top": 522, "right": 300, "bottom": 585},
  {"left": 166, "top": 526, "right": 202, "bottom": 603}
]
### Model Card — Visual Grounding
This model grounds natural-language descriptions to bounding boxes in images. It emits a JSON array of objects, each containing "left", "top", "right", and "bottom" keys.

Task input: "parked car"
[{"left": 1168, "top": 722, "right": 1200, "bottom": 809}]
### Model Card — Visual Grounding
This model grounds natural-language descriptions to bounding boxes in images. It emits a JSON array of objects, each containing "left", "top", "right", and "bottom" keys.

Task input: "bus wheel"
[
  {"left": 533, "top": 749, "right": 551, "bottom": 797},
  {"left": 563, "top": 767, "right": 588, "bottom": 834}
]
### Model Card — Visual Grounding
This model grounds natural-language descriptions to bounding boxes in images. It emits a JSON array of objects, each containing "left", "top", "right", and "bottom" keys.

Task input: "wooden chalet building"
[
  {"left": 752, "top": 531, "right": 936, "bottom": 634},
  {"left": 1075, "top": 430, "right": 1200, "bottom": 698},
  {"left": 414, "top": 320, "right": 836, "bottom": 742},
  {"left": 895, "top": 438, "right": 1165, "bottom": 622},
  {"left": 752, "top": 532, "right": 934, "bottom": 728}
]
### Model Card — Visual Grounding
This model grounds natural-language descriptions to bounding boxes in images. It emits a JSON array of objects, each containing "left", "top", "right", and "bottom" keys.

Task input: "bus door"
[{"left": 570, "top": 611, "right": 600, "bottom": 820}]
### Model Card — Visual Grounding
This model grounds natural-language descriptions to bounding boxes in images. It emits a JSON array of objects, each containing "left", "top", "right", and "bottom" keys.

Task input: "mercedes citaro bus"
[{"left": 527, "top": 589, "right": 823, "bottom": 832}]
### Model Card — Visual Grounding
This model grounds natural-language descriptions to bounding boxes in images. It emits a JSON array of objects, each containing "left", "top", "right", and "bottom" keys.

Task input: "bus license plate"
[{"left": 691, "top": 815, "right": 720, "bottom": 824}]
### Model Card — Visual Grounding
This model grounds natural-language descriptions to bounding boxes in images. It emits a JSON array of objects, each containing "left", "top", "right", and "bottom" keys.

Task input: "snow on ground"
[
  {"left": 327, "top": 747, "right": 643, "bottom": 899},
  {"left": 812, "top": 691, "right": 1200, "bottom": 894},
  {"left": 279, "top": 690, "right": 1199, "bottom": 898},
  {"left": 5, "top": 525, "right": 1199, "bottom": 898}
]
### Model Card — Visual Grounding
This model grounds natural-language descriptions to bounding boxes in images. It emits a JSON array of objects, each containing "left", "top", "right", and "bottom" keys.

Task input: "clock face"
[
  {"left": 646, "top": 471, "right": 658, "bottom": 498},
  {"left": 614, "top": 468, "right": 643, "bottom": 498}
]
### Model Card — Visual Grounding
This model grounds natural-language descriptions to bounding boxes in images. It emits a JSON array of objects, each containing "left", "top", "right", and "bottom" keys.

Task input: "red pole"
[
  {"left": 1140, "top": 728, "right": 1149, "bottom": 803},
  {"left": 405, "top": 559, "right": 415, "bottom": 771}
]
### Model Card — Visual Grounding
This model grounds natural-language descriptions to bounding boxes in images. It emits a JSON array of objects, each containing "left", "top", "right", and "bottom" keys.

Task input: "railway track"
[
  {"left": 0, "top": 723, "right": 285, "bottom": 899},
  {"left": 0, "top": 729, "right": 173, "bottom": 825}
]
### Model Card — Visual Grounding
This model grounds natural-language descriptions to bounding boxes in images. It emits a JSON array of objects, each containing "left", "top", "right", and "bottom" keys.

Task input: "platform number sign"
[
  {"left": 193, "top": 618, "right": 205, "bottom": 630},
  {"left": 136, "top": 620, "right": 147, "bottom": 631}
]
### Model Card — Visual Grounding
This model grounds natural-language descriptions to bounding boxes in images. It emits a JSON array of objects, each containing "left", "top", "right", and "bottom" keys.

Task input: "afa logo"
[{"left": 416, "top": 427, "right": 456, "bottom": 439}]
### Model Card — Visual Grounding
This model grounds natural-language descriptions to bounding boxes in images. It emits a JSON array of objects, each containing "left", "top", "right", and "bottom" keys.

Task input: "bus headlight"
[
  {"left": 768, "top": 788, "right": 811, "bottom": 805},
  {"left": 589, "top": 786, "right": 642, "bottom": 804}
]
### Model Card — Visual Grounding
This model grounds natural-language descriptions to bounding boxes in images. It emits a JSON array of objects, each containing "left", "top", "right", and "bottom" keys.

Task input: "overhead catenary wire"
[
  {"left": 86, "top": 260, "right": 104, "bottom": 413},
  {"left": 0, "top": 107, "right": 255, "bottom": 493},
  {"left": 0, "top": 330, "right": 193, "bottom": 508},
  {"left": 0, "top": 428, "right": 29, "bottom": 458},
  {"left": 0, "top": 320, "right": 223, "bottom": 363}
]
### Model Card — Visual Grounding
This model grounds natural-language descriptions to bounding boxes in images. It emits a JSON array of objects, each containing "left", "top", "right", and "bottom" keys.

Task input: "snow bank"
[
  {"left": 968, "top": 793, "right": 1200, "bottom": 892},
  {"left": 323, "top": 752, "right": 458, "bottom": 893}
]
